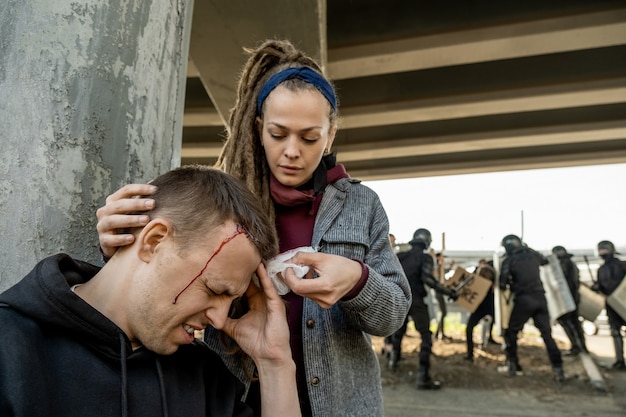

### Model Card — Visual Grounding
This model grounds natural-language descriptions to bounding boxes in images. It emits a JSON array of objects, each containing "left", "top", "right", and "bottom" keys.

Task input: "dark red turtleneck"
[{"left": 266, "top": 164, "right": 369, "bottom": 416}]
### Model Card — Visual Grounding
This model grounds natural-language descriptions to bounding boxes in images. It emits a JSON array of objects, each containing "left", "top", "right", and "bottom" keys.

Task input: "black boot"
[
  {"left": 560, "top": 320, "right": 580, "bottom": 356},
  {"left": 388, "top": 349, "right": 400, "bottom": 372},
  {"left": 416, "top": 368, "right": 441, "bottom": 390},
  {"left": 562, "top": 347, "right": 580, "bottom": 356},
  {"left": 611, "top": 336, "right": 625, "bottom": 370},
  {"left": 487, "top": 337, "right": 501, "bottom": 346},
  {"left": 508, "top": 360, "right": 523, "bottom": 377},
  {"left": 553, "top": 366, "right": 565, "bottom": 382},
  {"left": 573, "top": 318, "right": 589, "bottom": 353},
  {"left": 382, "top": 337, "right": 393, "bottom": 358},
  {"left": 508, "top": 361, "right": 517, "bottom": 377},
  {"left": 465, "top": 341, "right": 474, "bottom": 362}
]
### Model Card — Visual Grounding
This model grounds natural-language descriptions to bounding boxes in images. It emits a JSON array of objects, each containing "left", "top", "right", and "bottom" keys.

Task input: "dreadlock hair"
[{"left": 215, "top": 39, "right": 339, "bottom": 227}]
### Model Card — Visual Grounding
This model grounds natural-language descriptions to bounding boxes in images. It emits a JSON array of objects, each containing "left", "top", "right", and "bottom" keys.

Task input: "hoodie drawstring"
[
  {"left": 118, "top": 332, "right": 129, "bottom": 417},
  {"left": 118, "top": 333, "right": 169, "bottom": 417},
  {"left": 155, "top": 358, "right": 170, "bottom": 417}
]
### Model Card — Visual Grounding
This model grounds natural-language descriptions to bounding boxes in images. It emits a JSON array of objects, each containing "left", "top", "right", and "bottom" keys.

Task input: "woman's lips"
[{"left": 279, "top": 165, "right": 301, "bottom": 175}]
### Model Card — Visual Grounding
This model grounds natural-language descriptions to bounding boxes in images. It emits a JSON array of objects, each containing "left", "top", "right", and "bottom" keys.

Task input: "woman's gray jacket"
[{"left": 207, "top": 177, "right": 411, "bottom": 417}]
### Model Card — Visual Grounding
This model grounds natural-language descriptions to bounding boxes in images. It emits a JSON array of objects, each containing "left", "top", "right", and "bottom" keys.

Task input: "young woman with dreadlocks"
[{"left": 95, "top": 39, "right": 410, "bottom": 417}]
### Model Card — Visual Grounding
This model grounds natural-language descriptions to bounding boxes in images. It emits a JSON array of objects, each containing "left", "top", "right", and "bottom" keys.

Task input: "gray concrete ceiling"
[{"left": 182, "top": 0, "right": 626, "bottom": 181}]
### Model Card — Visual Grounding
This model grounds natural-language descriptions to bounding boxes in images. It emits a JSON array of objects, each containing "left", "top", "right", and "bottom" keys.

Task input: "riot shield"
[
  {"left": 578, "top": 282, "right": 604, "bottom": 322},
  {"left": 493, "top": 251, "right": 513, "bottom": 336},
  {"left": 607, "top": 275, "right": 626, "bottom": 322},
  {"left": 539, "top": 253, "right": 576, "bottom": 324}
]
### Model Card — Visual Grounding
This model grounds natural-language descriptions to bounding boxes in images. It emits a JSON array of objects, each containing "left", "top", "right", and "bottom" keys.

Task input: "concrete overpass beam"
[
  {"left": 328, "top": 8, "right": 626, "bottom": 79},
  {"left": 189, "top": 0, "right": 327, "bottom": 124}
]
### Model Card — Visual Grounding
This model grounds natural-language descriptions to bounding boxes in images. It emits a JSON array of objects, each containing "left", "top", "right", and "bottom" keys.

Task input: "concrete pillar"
[{"left": 0, "top": 0, "right": 193, "bottom": 291}]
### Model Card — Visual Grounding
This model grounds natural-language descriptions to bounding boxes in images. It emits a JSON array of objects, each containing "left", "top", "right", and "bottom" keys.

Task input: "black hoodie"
[{"left": 0, "top": 254, "right": 252, "bottom": 417}]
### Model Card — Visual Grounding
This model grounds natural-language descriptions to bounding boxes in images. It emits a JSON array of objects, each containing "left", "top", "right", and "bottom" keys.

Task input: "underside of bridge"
[{"left": 181, "top": 0, "right": 626, "bottom": 181}]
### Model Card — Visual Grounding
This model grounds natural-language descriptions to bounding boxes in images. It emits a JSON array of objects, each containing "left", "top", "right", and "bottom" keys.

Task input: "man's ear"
[{"left": 137, "top": 219, "right": 171, "bottom": 263}]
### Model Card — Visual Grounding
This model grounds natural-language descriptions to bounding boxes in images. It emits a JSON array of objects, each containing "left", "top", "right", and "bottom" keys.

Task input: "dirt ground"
[{"left": 371, "top": 321, "right": 617, "bottom": 397}]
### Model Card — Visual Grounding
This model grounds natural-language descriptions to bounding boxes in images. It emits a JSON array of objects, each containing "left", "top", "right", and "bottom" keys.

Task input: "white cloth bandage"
[{"left": 260, "top": 246, "right": 316, "bottom": 295}]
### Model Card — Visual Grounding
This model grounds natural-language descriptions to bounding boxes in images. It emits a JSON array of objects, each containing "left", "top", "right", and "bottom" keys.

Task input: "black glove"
[{"left": 436, "top": 284, "right": 457, "bottom": 301}]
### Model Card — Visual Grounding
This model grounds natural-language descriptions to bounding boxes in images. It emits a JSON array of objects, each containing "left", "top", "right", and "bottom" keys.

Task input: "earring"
[{"left": 323, "top": 149, "right": 329, "bottom": 155}]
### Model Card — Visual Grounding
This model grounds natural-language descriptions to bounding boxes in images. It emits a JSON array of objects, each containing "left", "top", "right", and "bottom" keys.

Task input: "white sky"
[{"left": 362, "top": 163, "right": 626, "bottom": 253}]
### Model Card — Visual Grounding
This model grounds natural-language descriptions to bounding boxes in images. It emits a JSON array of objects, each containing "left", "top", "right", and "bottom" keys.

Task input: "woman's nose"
[{"left": 283, "top": 136, "right": 300, "bottom": 158}]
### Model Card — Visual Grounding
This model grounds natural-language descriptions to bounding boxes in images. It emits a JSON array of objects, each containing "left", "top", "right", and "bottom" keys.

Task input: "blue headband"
[{"left": 256, "top": 67, "right": 337, "bottom": 115}]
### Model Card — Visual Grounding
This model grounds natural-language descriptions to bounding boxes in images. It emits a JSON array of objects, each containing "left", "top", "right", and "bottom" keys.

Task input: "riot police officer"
[
  {"left": 591, "top": 240, "right": 626, "bottom": 370},
  {"left": 552, "top": 245, "right": 587, "bottom": 355},
  {"left": 499, "top": 234, "right": 564, "bottom": 382},
  {"left": 388, "top": 228, "right": 458, "bottom": 390}
]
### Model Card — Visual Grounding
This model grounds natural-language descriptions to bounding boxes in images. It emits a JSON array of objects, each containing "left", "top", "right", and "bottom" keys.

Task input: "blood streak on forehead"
[{"left": 172, "top": 225, "right": 251, "bottom": 304}]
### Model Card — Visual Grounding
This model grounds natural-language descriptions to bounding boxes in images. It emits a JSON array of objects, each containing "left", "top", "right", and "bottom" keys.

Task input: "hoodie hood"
[
  {"left": 0, "top": 253, "right": 132, "bottom": 359},
  {"left": 0, "top": 254, "right": 252, "bottom": 417}
]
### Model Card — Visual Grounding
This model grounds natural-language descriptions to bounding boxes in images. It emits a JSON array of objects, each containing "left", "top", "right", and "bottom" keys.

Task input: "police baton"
[
  {"left": 453, "top": 273, "right": 474, "bottom": 293},
  {"left": 583, "top": 255, "right": 597, "bottom": 285}
]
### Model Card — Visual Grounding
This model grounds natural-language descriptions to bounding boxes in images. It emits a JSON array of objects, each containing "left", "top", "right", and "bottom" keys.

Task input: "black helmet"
[
  {"left": 501, "top": 234, "right": 522, "bottom": 255},
  {"left": 597, "top": 240, "right": 616, "bottom": 257},
  {"left": 409, "top": 228, "right": 432, "bottom": 249},
  {"left": 551, "top": 245, "right": 572, "bottom": 259}
]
